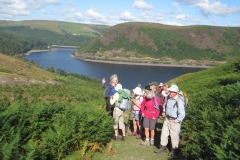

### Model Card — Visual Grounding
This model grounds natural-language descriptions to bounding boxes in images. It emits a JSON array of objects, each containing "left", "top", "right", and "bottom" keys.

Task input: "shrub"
[{"left": 0, "top": 102, "right": 113, "bottom": 160}]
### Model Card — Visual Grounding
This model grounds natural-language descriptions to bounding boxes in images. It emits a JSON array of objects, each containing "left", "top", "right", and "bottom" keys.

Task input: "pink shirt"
[
  {"left": 132, "top": 96, "right": 143, "bottom": 114},
  {"left": 141, "top": 96, "right": 162, "bottom": 119}
]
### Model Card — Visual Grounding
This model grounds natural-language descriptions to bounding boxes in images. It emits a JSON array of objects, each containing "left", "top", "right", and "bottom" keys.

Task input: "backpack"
[
  {"left": 115, "top": 89, "right": 131, "bottom": 110},
  {"left": 175, "top": 91, "right": 188, "bottom": 111}
]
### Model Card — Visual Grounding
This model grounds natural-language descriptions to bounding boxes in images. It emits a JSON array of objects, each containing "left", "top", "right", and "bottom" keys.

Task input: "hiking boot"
[
  {"left": 150, "top": 139, "right": 154, "bottom": 146},
  {"left": 136, "top": 134, "right": 141, "bottom": 139},
  {"left": 122, "top": 136, "right": 126, "bottom": 142},
  {"left": 130, "top": 132, "right": 136, "bottom": 136},
  {"left": 140, "top": 140, "right": 150, "bottom": 146},
  {"left": 113, "top": 135, "right": 118, "bottom": 141},
  {"left": 168, "top": 148, "right": 177, "bottom": 157},
  {"left": 154, "top": 145, "right": 167, "bottom": 154}
]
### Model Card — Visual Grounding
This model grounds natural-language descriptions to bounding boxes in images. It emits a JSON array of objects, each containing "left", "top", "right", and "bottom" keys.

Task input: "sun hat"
[
  {"left": 158, "top": 83, "right": 164, "bottom": 87},
  {"left": 115, "top": 83, "right": 122, "bottom": 91},
  {"left": 149, "top": 82, "right": 158, "bottom": 87},
  {"left": 133, "top": 87, "right": 142, "bottom": 95},
  {"left": 169, "top": 85, "right": 179, "bottom": 93}
]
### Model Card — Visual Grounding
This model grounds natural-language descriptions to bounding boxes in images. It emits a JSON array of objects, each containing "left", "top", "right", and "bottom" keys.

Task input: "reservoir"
[{"left": 25, "top": 49, "right": 205, "bottom": 89}]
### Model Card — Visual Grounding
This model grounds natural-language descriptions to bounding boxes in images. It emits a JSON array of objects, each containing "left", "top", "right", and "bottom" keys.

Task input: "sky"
[{"left": 0, "top": 0, "right": 240, "bottom": 27}]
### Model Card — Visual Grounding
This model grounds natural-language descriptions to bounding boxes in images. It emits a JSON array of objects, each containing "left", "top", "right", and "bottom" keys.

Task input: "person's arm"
[
  {"left": 141, "top": 97, "right": 146, "bottom": 116},
  {"left": 175, "top": 99, "right": 186, "bottom": 123},
  {"left": 102, "top": 78, "right": 107, "bottom": 88},
  {"left": 132, "top": 97, "right": 141, "bottom": 109}
]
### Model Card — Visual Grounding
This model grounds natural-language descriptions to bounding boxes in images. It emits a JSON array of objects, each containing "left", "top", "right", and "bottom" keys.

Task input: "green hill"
[
  {"left": 77, "top": 22, "right": 240, "bottom": 64},
  {"left": 0, "top": 53, "right": 113, "bottom": 159},
  {"left": 167, "top": 57, "right": 240, "bottom": 159},
  {"left": 0, "top": 20, "right": 109, "bottom": 55}
]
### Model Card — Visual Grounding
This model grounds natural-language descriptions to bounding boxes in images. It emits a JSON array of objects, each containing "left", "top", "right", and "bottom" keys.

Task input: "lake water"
[{"left": 25, "top": 49, "right": 205, "bottom": 89}]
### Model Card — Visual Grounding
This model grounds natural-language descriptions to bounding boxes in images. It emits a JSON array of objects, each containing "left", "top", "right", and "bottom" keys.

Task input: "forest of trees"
[{"left": 0, "top": 26, "right": 93, "bottom": 55}]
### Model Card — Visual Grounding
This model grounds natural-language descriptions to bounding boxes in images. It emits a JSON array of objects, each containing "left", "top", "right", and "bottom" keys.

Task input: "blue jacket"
[{"left": 105, "top": 84, "right": 116, "bottom": 98}]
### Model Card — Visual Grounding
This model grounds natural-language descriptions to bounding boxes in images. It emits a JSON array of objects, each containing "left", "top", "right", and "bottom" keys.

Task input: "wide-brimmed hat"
[
  {"left": 115, "top": 83, "right": 122, "bottom": 91},
  {"left": 158, "top": 83, "right": 164, "bottom": 87},
  {"left": 169, "top": 85, "right": 179, "bottom": 93},
  {"left": 133, "top": 87, "right": 142, "bottom": 95}
]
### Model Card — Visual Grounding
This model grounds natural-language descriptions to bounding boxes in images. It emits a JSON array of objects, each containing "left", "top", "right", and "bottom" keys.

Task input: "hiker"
[
  {"left": 110, "top": 83, "right": 128, "bottom": 141},
  {"left": 162, "top": 83, "right": 169, "bottom": 97},
  {"left": 131, "top": 86, "right": 143, "bottom": 139},
  {"left": 158, "top": 82, "right": 165, "bottom": 104},
  {"left": 102, "top": 74, "right": 118, "bottom": 116},
  {"left": 140, "top": 84, "right": 162, "bottom": 146},
  {"left": 154, "top": 84, "right": 185, "bottom": 157}
]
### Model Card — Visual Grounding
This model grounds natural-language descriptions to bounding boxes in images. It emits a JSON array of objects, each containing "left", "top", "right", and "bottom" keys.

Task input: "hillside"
[
  {"left": 0, "top": 20, "right": 109, "bottom": 37},
  {"left": 0, "top": 20, "right": 109, "bottom": 55},
  {"left": 0, "top": 53, "right": 114, "bottom": 159},
  {"left": 77, "top": 22, "right": 240, "bottom": 64},
  {"left": 0, "top": 54, "right": 239, "bottom": 159}
]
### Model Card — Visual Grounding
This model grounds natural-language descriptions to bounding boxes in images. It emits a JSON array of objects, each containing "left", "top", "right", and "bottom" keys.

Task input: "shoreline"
[
  {"left": 71, "top": 54, "right": 214, "bottom": 68},
  {"left": 25, "top": 50, "right": 49, "bottom": 55}
]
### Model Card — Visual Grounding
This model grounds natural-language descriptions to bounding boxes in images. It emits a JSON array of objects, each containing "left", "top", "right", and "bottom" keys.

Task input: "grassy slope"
[
  {"left": 0, "top": 20, "right": 109, "bottom": 37},
  {"left": 0, "top": 54, "right": 56, "bottom": 80}
]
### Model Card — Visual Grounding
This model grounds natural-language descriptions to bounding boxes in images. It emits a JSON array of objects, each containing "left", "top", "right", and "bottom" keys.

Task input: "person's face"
[
  {"left": 112, "top": 78, "right": 118, "bottom": 86},
  {"left": 169, "top": 91, "right": 177, "bottom": 98},
  {"left": 150, "top": 85, "right": 156, "bottom": 92}
]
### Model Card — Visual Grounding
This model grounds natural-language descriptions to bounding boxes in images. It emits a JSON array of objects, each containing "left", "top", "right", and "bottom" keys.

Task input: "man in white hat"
[{"left": 154, "top": 84, "right": 185, "bottom": 157}]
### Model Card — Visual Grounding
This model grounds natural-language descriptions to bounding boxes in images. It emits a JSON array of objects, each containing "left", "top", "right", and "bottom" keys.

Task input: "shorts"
[
  {"left": 132, "top": 113, "right": 142, "bottom": 121},
  {"left": 143, "top": 117, "right": 157, "bottom": 130}
]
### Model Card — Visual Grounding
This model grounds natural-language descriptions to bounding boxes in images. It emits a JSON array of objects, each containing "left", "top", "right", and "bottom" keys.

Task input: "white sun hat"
[
  {"left": 133, "top": 87, "right": 143, "bottom": 95},
  {"left": 169, "top": 85, "right": 179, "bottom": 93},
  {"left": 115, "top": 83, "right": 122, "bottom": 91}
]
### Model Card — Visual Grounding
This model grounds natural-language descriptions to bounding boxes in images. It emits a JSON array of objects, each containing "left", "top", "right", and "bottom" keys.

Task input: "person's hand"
[
  {"left": 102, "top": 78, "right": 106, "bottom": 84},
  {"left": 152, "top": 116, "right": 156, "bottom": 120},
  {"left": 110, "top": 96, "right": 113, "bottom": 99},
  {"left": 162, "top": 112, "right": 166, "bottom": 117},
  {"left": 170, "top": 120, "right": 177, "bottom": 124},
  {"left": 142, "top": 113, "right": 144, "bottom": 117}
]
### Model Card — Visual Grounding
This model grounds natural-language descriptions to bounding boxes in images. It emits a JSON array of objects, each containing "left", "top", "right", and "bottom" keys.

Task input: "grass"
[
  {"left": 92, "top": 111, "right": 182, "bottom": 160},
  {"left": 0, "top": 54, "right": 58, "bottom": 80}
]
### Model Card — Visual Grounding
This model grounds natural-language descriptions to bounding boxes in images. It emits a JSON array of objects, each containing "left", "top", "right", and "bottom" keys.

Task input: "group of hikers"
[{"left": 102, "top": 74, "right": 186, "bottom": 157}]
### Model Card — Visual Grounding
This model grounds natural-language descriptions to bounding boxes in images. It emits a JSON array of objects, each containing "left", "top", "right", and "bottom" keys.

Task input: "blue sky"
[{"left": 0, "top": 0, "right": 240, "bottom": 26}]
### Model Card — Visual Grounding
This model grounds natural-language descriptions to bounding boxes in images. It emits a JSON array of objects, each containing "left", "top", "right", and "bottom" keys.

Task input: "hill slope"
[
  {"left": 77, "top": 22, "right": 240, "bottom": 63},
  {"left": 0, "top": 20, "right": 109, "bottom": 55},
  {"left": 167, "top": 57, "right": 240, "bottom": 159}
]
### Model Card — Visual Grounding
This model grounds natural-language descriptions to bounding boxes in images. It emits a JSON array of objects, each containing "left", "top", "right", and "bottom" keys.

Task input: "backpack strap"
[{"left": 154, "top": 95, "right": 159, "bottom": 111}]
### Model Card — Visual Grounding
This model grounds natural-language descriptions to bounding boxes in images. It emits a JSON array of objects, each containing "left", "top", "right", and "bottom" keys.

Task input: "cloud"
[
  {"left": 75, "top": 12, "right": 83, "bottom": 21},
  {"left": 163, "top": 21, "right": 183, "bottom": 26},
  {"left": 175, "top": 0, "right": 240, "bottom": 16},
  {"left": 28, "top": 0, "right": 61, "bottom": 9},
  {"left": 155, "top": 13, "right": 164, "bottom": 21},
  {"left": 119, "top": 11, "right": 135, "bottom": 21},
  {"left": 173, "top": 2, "right": 182, "bottom": 12},
  {"left": 140, "top": 11, "right": 153, "bottom": 19},
  {"left": 0, "top": 0, "right": 29, "bottom": 17},
  {"left": 132, "top": 0, "right": 153, "bottom": 10},
  {"left": 62, "top": 6, "right": 75, "bottom": 14},
  {"left": 86, "top": 8, "right": 107, "bottom": 23},
  {"left": 176, "top": 14, "right": 190, "bottom": 21}
]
